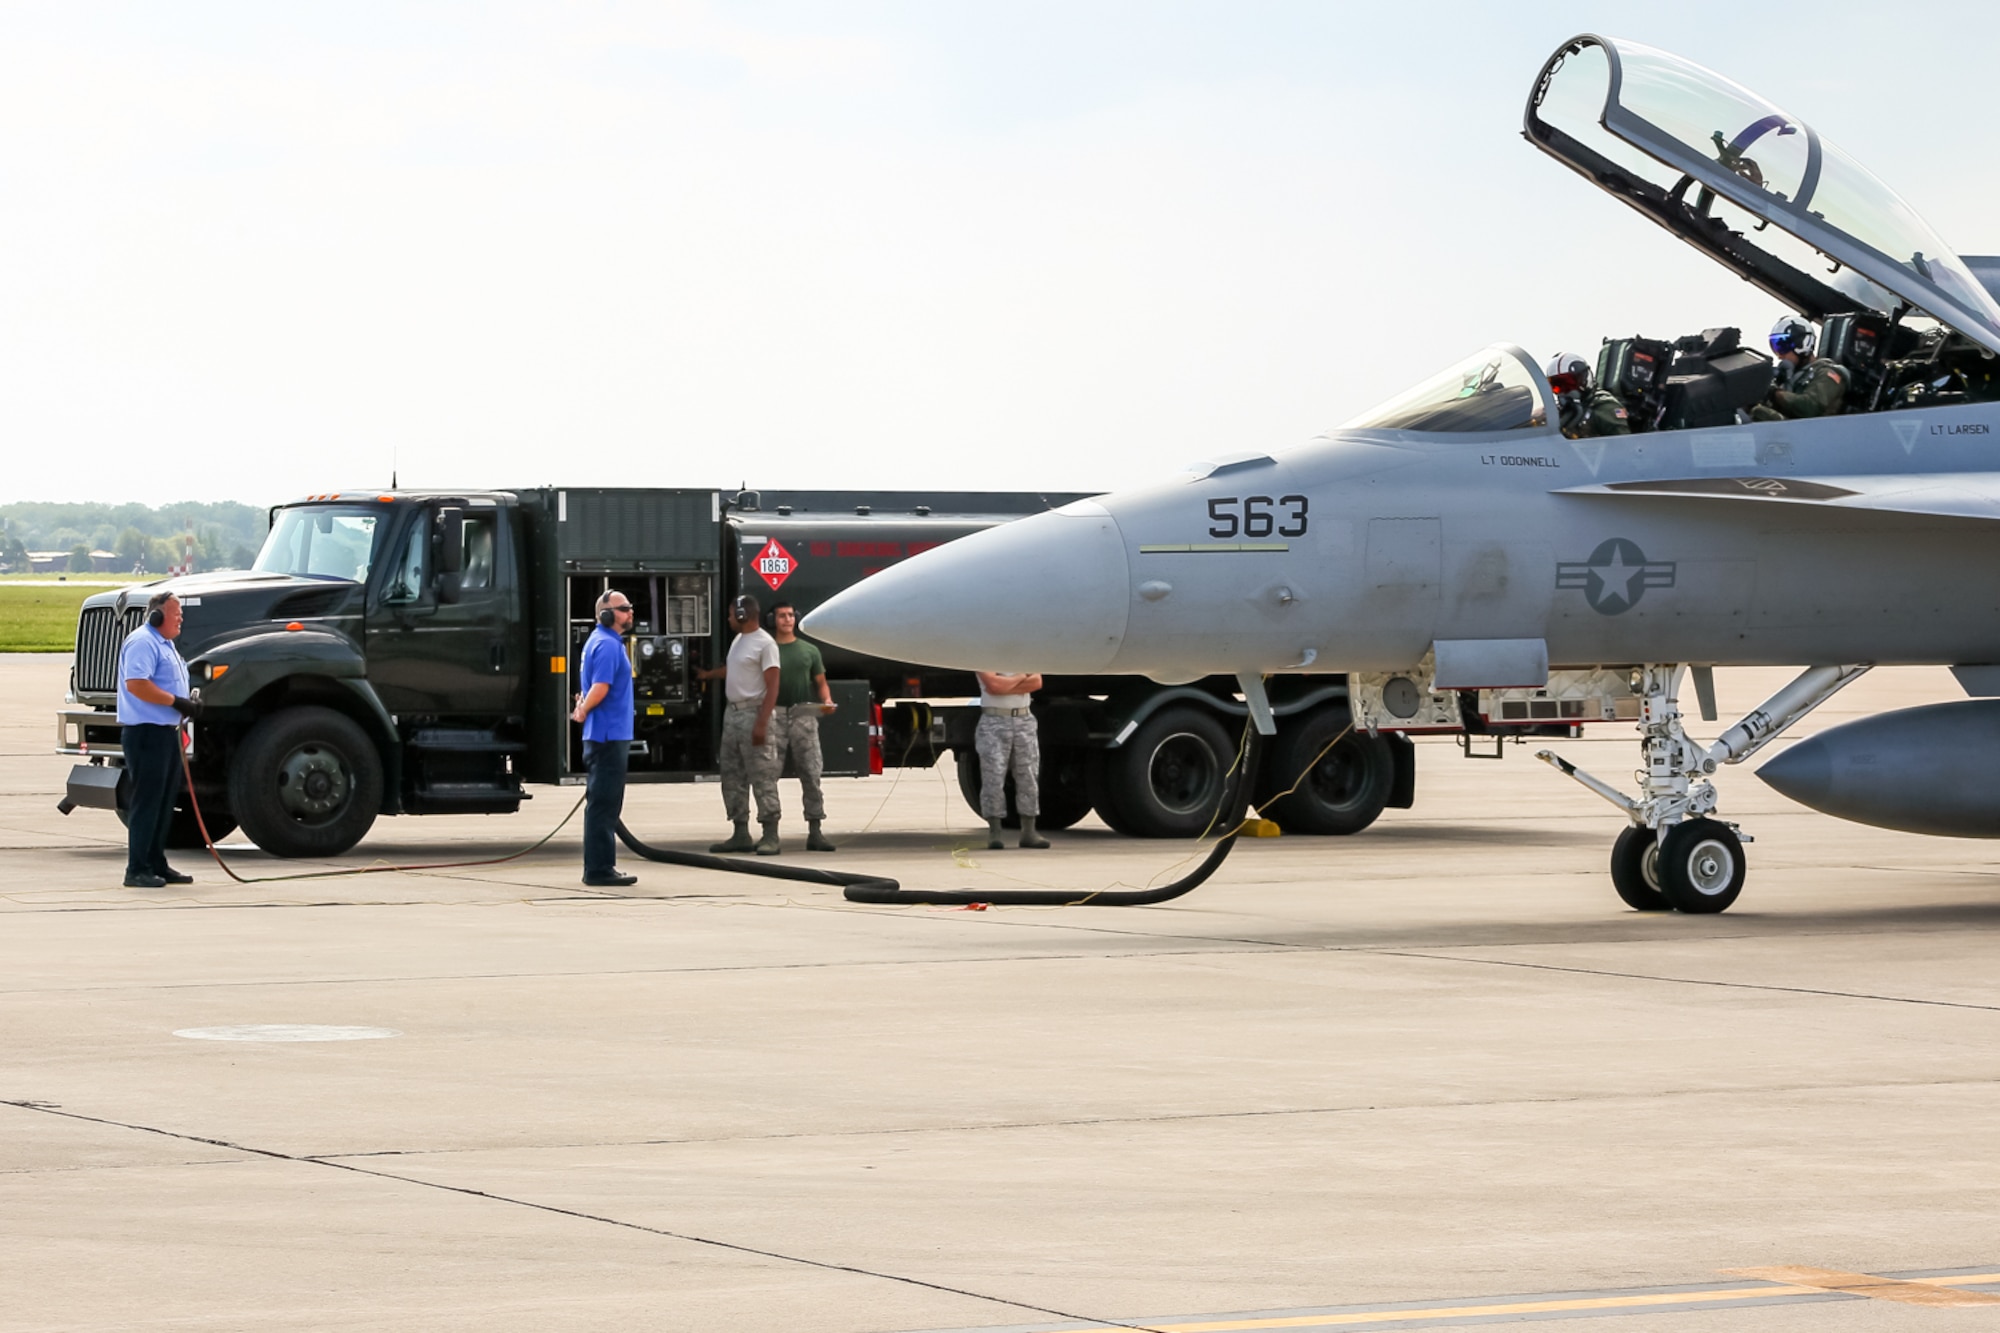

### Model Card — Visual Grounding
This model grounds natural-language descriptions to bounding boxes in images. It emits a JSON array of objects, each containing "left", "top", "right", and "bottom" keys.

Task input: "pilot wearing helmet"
[
  {"left": 1752, "top": 315, "right": 1848, "bottom": 420},
  {"left": 1544, "top": 350, "right": 1630, "bottom": 439}
]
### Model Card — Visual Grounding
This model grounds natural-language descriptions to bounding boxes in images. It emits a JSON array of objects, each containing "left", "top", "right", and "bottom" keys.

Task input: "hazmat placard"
[{"left": 754, "top": 538, "right": 797, "bottom": 591}]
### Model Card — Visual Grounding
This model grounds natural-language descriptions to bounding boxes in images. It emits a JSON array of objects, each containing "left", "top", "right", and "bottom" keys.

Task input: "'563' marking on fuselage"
[{"left": 1206, "top": 494, "right": 1308, "bottom": 539}]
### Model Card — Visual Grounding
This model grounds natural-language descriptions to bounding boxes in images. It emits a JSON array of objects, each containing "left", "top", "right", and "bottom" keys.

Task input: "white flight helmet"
[{"left": 1543, "top": 350, "right": 1593, "bottom": 395}]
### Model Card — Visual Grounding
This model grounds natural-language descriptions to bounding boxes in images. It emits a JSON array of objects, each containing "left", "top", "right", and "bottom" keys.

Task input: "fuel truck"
[{"left": 55, "top": 487, "right": 1416, "bottom": 857}]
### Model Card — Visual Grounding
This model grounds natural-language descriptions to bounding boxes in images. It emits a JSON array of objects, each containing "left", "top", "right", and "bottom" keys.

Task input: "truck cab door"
[{"left": 366, "top": 504, "right": 526, "bottom": 720}]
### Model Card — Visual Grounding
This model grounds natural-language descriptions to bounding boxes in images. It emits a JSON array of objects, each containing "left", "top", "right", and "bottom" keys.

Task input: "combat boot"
[
  {"left": 806, "top": 820, "right": 836, "bottom": 852},
  {"left": 987, "top": 817, "right": 1006, "bottom": 851},
  {"left": 1018, "top": 816, "right": 1050, "bottom": 849},
  {"left": 755, "top": 822, "right": 782, "bottom": 856},
  {"left": 709, "top": 821, "right": 754, "bottom": 854}
]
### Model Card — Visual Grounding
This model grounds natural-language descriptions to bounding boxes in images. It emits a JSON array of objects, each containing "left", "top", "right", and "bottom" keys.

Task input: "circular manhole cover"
[{"left": 173, "top": 1025, "right": 401, "bottom": 1042}]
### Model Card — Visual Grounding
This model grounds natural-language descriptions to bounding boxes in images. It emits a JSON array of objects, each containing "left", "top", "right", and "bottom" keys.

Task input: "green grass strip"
[{"left": 0, "top": 584, "right": 98, "bottom": 652}]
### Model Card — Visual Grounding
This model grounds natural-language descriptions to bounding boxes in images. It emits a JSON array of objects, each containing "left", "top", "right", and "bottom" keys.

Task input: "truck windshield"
[
  {"left": 1341, "top": 344, "right": 1552, "bottom": 434},
  {"left": 254, "top": 507, "right": 381, "bottom": 582}
]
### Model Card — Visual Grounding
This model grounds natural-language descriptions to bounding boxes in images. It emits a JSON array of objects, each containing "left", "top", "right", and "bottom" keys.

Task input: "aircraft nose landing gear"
[
  {"left": 1540, "top": 663, "right": 1868, "bottom": 913},
  {"left": 1656, "top": 817, "right": 1745, "bottom": 913}
]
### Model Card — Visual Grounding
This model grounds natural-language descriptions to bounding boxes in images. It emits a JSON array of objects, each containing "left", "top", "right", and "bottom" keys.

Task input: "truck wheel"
[
  {"left": 1085, "top": 749, "right": 1139, "bottom": 835},
  {"left": 955, "top": 750, "right": 1016, "bottom": 827},
  {"left": 116, "top": 792, "right": 238, "bottom": 844},
  {"left": 954, "top": 746, "right": 1092, "bottom": 831},
  {"left": 167, "top": 804, "right": 236, "bottom": 850},
  {"left": 1258, "top": 705, "right": 1392, "bottom": 835},
  {"left": 1034, "top": 746, "right": 1093, "bottom": 831},
  {"left": 229, "top": 707, "right": 382, "bottom": 858},
  {"left": 1102, "top": 705, "right": 1236, "bottom": 838}
]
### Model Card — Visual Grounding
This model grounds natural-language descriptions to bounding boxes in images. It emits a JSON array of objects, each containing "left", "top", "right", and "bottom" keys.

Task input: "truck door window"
[
  {"left": 461, "top": 516, "right": 495, "bottom": 591},
  {"left": 383, "top": 522, "right": 426, "bottom": 603}
]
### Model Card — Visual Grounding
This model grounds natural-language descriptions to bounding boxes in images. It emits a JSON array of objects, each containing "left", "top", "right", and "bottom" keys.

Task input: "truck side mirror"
[
  {"left": 436, "top": 508, "right": 465, "bottom": 575},
  {"left": 433, "top": 507, "right": 464, "bottom": 604}
]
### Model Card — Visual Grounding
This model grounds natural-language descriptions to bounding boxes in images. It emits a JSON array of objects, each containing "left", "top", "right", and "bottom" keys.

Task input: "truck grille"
[{"left": 74, "top": 605, "right": 144, "bottom": 695}]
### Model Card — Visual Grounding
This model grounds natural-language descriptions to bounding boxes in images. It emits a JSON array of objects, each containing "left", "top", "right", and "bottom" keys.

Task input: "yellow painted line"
[
  {"left": 1052, "top": 1284, "right": 1826, "bottom": 1332},
  {"left": 1138, "top": 543, "right": 1291, "bottom": 554},
  {"left": 1726, "top": 1266, "right": 2000, "bottom": 1308}
]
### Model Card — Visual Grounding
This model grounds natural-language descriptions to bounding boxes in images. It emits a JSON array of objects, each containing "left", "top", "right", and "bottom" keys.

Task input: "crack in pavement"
[
  {"left": 1379, "top": 949, "right": 2000, "bottom": 1013},
  {"left": 0, "top": 945, "right": 1309, "bottom": 996},
  {"left": 11, "top": 925, "right": 2000, "bottom": 1003},
  {"left": 0, "top": 1098, "right": 1167, "bottom": 1332},
  {"left": 297, "top": 1070, "right": 2000, "bottom": 1162},
  {"left": 0, "top": 1156, "right": 249, "bottom": 1176}
]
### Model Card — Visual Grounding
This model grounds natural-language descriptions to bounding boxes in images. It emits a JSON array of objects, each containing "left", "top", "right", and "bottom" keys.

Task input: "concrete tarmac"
[{"left": 6, "top": 654, "right": 2000, "bottom": 1331}]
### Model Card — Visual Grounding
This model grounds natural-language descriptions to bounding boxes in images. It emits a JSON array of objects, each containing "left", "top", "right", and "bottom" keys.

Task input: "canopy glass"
[
  {"left": 1526, "top": 36, "right": 2000, "bottom": 354},
  {"left": 1341, "top": 344, "right": 1554, "bottom": 434}
]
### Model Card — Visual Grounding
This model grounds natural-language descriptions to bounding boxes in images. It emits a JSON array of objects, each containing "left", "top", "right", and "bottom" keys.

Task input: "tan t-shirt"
[{"left": 725, "top": 629, "right": 780, "bottom": 703}]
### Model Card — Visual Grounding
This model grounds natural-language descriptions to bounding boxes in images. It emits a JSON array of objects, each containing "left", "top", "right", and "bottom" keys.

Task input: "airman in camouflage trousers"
[
  {"left": 976, "top": 712, "right": 1040, "bottom": 823},
  {"left": 773, "top": 703, "right": 827, "bottom": 823},
  {"left": 719, "top": 703, "right": 782, "bottom": 827},
  {"left": 974, "top": 667, "right": 1048, "bottom": 850}
]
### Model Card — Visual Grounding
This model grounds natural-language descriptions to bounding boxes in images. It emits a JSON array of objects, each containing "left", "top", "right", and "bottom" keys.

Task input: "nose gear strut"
[{"left": 1537, "top": 663, "right": 1869, "bottom": 913}]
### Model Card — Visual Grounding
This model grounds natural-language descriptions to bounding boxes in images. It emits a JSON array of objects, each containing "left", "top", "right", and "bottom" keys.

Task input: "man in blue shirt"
[
  {"left": 571, "top": 590, "right": 636, "bottom": 886},
  {"left": 118, "top": 590, "right": 202, "bottom": 888}
]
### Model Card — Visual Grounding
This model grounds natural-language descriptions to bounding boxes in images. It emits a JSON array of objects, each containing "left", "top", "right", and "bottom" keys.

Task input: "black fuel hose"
[{"left": 615, "top": 728, "right": 1261, "bottom": 907}]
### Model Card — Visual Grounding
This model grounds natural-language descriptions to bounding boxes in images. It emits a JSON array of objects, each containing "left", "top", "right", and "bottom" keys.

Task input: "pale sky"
[{"left": 5, "top": 2, "right": 1998, "bottom": 505}]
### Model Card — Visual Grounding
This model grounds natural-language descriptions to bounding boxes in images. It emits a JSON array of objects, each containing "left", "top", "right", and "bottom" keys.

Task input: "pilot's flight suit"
[
  {"left": 1752, "top": 357, "right": 1848, "bottom": 420},
  {"left": 1560, "top": 387, "right": 1631, "bottom": 439}
]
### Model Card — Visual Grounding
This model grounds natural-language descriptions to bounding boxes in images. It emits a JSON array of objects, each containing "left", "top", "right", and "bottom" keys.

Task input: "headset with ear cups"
[{"left": 147, "top": 593, "right": 171, "bottom": 629}]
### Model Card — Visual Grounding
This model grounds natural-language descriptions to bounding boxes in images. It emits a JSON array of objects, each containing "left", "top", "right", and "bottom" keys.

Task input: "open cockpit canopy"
[{"left": 1525, "top": 36, "right": 2000, "bottom": 355}]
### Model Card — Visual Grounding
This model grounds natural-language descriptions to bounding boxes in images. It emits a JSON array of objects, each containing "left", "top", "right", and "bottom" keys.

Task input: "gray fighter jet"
[{"left": 806, "top": 35, "right": 2000, "bottom": 915}]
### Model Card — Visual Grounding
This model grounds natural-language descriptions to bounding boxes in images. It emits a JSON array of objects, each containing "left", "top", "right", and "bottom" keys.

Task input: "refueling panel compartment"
[{"left": 563, "top": 571, "right": 718, "bottom": 780}]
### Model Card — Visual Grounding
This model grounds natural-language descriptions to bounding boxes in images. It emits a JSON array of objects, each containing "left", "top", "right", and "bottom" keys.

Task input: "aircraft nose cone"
[{"left": 803, "top": 504, "right": 1129, "bottom": 673}]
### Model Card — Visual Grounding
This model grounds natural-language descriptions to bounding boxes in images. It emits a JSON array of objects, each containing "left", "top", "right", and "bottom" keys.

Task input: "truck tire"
[
  {"left": 117, "top": 798, "right": 237, "bottom": 850},
  {"left": 954, "top": 746, "right": 1092, "bottom": 831},
  {"left": 1101, "top": 704, "right": 1236, "bottom": 838},
  {"left": 1084, "top": 748, "right": 1138, "bottom": 835},
  {"left": 1257, "top": 704, "right": 1392, "bottom": 835},
  {"left": 1035, "top": 745, "right": 1094, "bottom": 831},
  {"left": 229, "top": 706, "right": 383, "bottom": 858}
]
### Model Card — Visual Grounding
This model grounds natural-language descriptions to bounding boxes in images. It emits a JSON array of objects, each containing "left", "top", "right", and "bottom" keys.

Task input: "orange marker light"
[{"left": 285, "top": 621, "right": 304, "bottom": 632}]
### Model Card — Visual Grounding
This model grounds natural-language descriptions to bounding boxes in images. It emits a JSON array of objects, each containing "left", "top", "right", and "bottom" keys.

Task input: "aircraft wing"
[{"left": 1555, "top": 473, "right": 2000, "bottom": 523}]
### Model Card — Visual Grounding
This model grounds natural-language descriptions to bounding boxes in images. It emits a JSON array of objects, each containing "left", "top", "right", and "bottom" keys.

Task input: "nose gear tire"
[
  {"left": 1609, "top": 824, "right": 1671, "bottom": 911},
  {"left": 1656, "top": 817, "right": 1745, "bottom": 914}
]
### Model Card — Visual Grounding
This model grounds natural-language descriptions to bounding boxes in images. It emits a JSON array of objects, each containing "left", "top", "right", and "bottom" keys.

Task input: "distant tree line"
[{"left": 0, "top": 501, "right": 270, "bottom": 575}]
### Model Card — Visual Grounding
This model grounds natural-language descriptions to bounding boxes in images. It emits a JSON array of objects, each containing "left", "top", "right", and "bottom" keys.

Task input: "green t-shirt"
[{"left": 776, "top": 638, "right": 826, "bottom": 706}]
